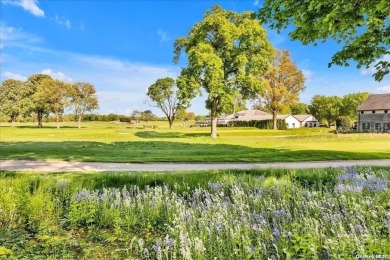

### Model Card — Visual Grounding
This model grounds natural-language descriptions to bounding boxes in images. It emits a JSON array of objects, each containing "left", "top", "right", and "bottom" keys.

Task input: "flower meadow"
[{"left": 0, "top": 168, "right": 389, "bottom": 259}]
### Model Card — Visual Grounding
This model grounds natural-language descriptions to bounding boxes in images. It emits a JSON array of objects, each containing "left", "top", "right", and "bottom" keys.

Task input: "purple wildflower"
[{"left": 272, "top": 228, "right": 281, "bottom": 239}]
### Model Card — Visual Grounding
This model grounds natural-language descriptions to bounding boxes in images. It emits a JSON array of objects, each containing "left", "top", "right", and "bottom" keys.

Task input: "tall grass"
[{"left": 0, "top": 168, "right": 389, "bottom": 259}]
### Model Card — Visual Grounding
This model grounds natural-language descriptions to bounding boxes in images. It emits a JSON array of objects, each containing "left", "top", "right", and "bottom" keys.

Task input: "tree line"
[{"left": 0, "top": 74, "right": 98, "bottom": 128}]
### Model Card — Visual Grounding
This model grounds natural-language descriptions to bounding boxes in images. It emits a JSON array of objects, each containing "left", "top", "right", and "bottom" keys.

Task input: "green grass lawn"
[{"left": 1, "top": 121, "right": 389, "bottom": 162}]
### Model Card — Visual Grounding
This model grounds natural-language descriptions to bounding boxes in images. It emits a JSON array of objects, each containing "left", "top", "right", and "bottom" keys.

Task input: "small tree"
[
  {"left": 253, "top": 49, "right": 305, "bottom": 129},
  {"left": 147, "top": 77, "right": 190, "bottom": 128},
  {"left": 40, "top": 78, "right": 72, "bottom": 128},
  {"left": 130, "top": 110, "right": 142, "bottom": 123},
  {"left": 141, "top": 110, "right": 157, "bottom": 123},
  {"left": 69, "top": 82, "right": 99, "bottom": 128},
  {"left": 27, "top": 74, "right": 53, "bottom": 127}
]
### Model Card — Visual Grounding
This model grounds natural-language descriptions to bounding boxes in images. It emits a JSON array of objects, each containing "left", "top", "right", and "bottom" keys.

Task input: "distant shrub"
[
  {"left": 227, "top": 119, "right": 287, "bottom": 130},
  {"left": 119, "top": 116, "right": 132, "bottom": 123},
  {"left": 336, "top": 116, "right": 351, "bottom": 132}
]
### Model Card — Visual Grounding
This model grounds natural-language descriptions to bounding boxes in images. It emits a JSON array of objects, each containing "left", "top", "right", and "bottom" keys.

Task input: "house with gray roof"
[
  {"left": 357, "top": 93, "right": 390, "bottom": 133},
  {"left": 216, "top": 110, "right": 319, "bottom": 128}
]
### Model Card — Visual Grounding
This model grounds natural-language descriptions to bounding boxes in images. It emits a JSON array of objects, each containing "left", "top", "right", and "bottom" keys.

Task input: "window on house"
[
  {"left": 375, "top": 123, "right": 381, "bottom": 131},
  {"left": 362, "top": 123, "right": 370, "bottom": 130},
  {"left": 385, "top": 110, "right": 388, "bottom": 113},
  {"left": 304, "top": 123, "right": 307, "bottom": 127},
  {"left": 292, "top": 123, "right": 295, "bottom": 127},
  {"left": 372, "top": 110, "right": 376, "bottom": 114},
  {"left": 361, "top": 111, "right": 364, "bottom": 114},
  {"left": 384, "top": 123, "right": 390, "bottom": 131}
]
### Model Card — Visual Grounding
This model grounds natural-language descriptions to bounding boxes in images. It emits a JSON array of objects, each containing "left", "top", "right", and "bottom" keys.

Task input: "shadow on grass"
[
  {"left": 1, "top": 140, "right": 389, "bottom": 163},
  {"left": 135, "top": 131, "right": 209, "bottom": 139},
  {"left": 0, "top": 126, "right": 81, "bottom": 129}
]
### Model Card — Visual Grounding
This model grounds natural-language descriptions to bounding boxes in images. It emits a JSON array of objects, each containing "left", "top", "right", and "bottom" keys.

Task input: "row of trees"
[
  {"left": 309, "top": 92, "right": 370, "bottom": 127},
  {"left": 0, "top": 74, "right": 98, "bottom": 128}
]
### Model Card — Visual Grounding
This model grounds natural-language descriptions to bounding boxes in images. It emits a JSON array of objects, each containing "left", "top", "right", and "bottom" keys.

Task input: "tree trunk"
[
  {"left": 210, "top": 100, "right": 219, "bottom": 138},
  {"left": 78, "top": 115, "right": 82, "bottom": 129},
  {"left": 37, "top": 111, "right": 43, "bottom": 128},
  {"left": 210, "top": 117, "right": 217, "bottom": 138},
  {"left": 11, "top": 118, "right": 15, "bottom": 127},
  {"left": 56, "top": 113, "right": 60, "bottom": 129},
  {"left": 168, "top": 118, "right": 173, "bottom": 129},
  {"left": 273, "top": 112, "right": 278, "bottom": 130}
]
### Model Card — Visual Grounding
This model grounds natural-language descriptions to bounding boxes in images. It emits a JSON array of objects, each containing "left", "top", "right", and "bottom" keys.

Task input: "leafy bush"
[
  {"left": 227, "top": 119, "right": 287, "bottom": 129},
  {"left": 336, "top": 116, "right": 352, "bottom": 132}
]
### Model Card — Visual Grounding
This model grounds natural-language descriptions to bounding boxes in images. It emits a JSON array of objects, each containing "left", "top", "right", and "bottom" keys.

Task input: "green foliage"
[
  {"left": 140, "top": 110, "right": 157, "bottom": 123},
  {"left": 0, "top": 79, "right": 33, "bottom": 125},
  {"left": 27, "top": 74, "right": 54, "bottom": 128},
  {"left": 0, "top": 168, "right": 389, "bottom": 258},
  {"left": 309, "top": 95, "right": 343, "bottom": 127},
  {"left": 174, "top": 4, "right": 273, "bottom": 138},
  {"left": 147, "top": 77, "right": 190, "bottom": 128},
  {"left": 336, "top": 116, "right": 352, "bottom": 132},
  {"left": 340, "top": 92, "right": 370, "bottom": 120},
  {"left": 227, "top": 119, "right": 287, "bottom": 130},
  {"left": 290, "top": 102, "right": 309, "bottom": 115},
  {"left": 258, "top": 0, "right": 390, "bottom": 81},
  {"left": 69, "top": 82, "right": 99, "bottom": 128}
]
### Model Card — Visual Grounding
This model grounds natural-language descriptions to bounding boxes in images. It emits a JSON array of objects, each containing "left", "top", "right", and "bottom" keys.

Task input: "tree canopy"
[
  {"left": 309, "top": 95, "right": 343, "bottom": 127},
  {"left": 147, "top": 77, "right": 190, "bottom": 128},
  {"left": 258, "top": 0, "right": 390, "bottom": 81},
  {"left": 0, "top": 79, "right": 32, "bottom": 126},
  {"left": 253, "top": 49, "right": 305, "bottom": 129},
  {"left": 174, "top": 4, "right": 273, "bottom": 138},
  {"left": 70, "top": 82, "right": 99, "bottom": 128}
]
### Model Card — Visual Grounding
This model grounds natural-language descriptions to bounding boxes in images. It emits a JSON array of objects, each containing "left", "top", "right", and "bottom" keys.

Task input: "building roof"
[
  {"left": 235, "top": 110, "right": 271, "bottom": 117},
  {"left": 357, "top": 93, "right": 390, "bottom": 110},
  {"left": 293, "top": 115, "right": 311, "bottom": 122}
]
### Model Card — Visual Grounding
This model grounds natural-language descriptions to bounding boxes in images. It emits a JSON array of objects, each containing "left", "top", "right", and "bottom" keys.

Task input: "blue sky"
[{"left": 1, "top": 0, "right": 389, "bottom": 116}]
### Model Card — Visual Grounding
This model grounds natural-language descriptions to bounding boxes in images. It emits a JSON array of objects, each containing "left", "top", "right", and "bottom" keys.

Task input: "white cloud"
[
  {"left": 3, "top": 0, "right": 44, "bottom": 17},
  {"left": 41, "top": 69, "right": 72, "bottom": 82},
  {"left": 54, "top": 15, "right": 71, "bottom": 29},
  {"left": 2, "top": 71, "right": 27, "bottom": 81},
  {"left": 0, "top": 24, "right": 43, "bottom": 47},
  {"left": 377, "top": 86, "right": 390, "bottom": 93},
  {"left": 302, "top": 69, "right": 315, "bottom": 82},
  {"left": 157, "top": 29, "right": 170, "bottom": 44},
  {"left": 253, "top": 0, "right": 259, "bottom": 6}
]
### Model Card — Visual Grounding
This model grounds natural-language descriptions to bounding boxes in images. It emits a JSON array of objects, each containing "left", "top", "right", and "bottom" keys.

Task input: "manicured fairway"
[{"left": 1, "top": 121, "right": 389, "bottom": 162}]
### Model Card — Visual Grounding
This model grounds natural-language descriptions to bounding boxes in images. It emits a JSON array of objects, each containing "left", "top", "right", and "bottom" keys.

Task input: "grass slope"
[{"left": 1, "top": 121, "right": 389, "bottom": 162}]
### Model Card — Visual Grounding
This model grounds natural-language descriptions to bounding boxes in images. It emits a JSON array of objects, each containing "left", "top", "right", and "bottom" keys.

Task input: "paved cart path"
[{"left": 1, "top": 159, "right": 390, "bottom": 172}]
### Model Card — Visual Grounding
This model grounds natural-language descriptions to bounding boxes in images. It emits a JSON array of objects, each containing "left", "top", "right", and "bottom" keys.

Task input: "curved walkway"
[{"left": 1, "top": 159, "right": 390, "bottom": 172}]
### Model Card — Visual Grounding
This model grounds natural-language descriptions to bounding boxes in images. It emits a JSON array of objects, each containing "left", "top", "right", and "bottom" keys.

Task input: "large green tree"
[
  {"left": 27, "top": 74, "right": 54, "bottom": 127},
  {"left": 0, "top": 79, "right": 33, "bottom": 126},
  {"left": 174, "top": 5, "right": 273, "bottom": 138},
  {"left": 309, "top": 95, "right": 343, "bottom": 127},
  {"left": 340, "top": 92, "right": 370, "bottom": 120},
  {"left": 258, "top": 0, "right": 390, "bottom": 81},
  {"left": 253, "top": 49, "right": 305, "bottom": 129},
  {"left": 69, "top": 82, "right": 99, "bottom": 128},
  {"left": 147, "top": 77, "right": 190, "bottom": 128}
]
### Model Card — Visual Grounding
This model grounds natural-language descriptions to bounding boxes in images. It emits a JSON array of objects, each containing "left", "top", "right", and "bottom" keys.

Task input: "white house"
[
  {"left": 281, "top": 115, "right": 301, "bottom": 128},
  {"left": 292, "top": 115, "right": 320, "bottom": 127}
]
